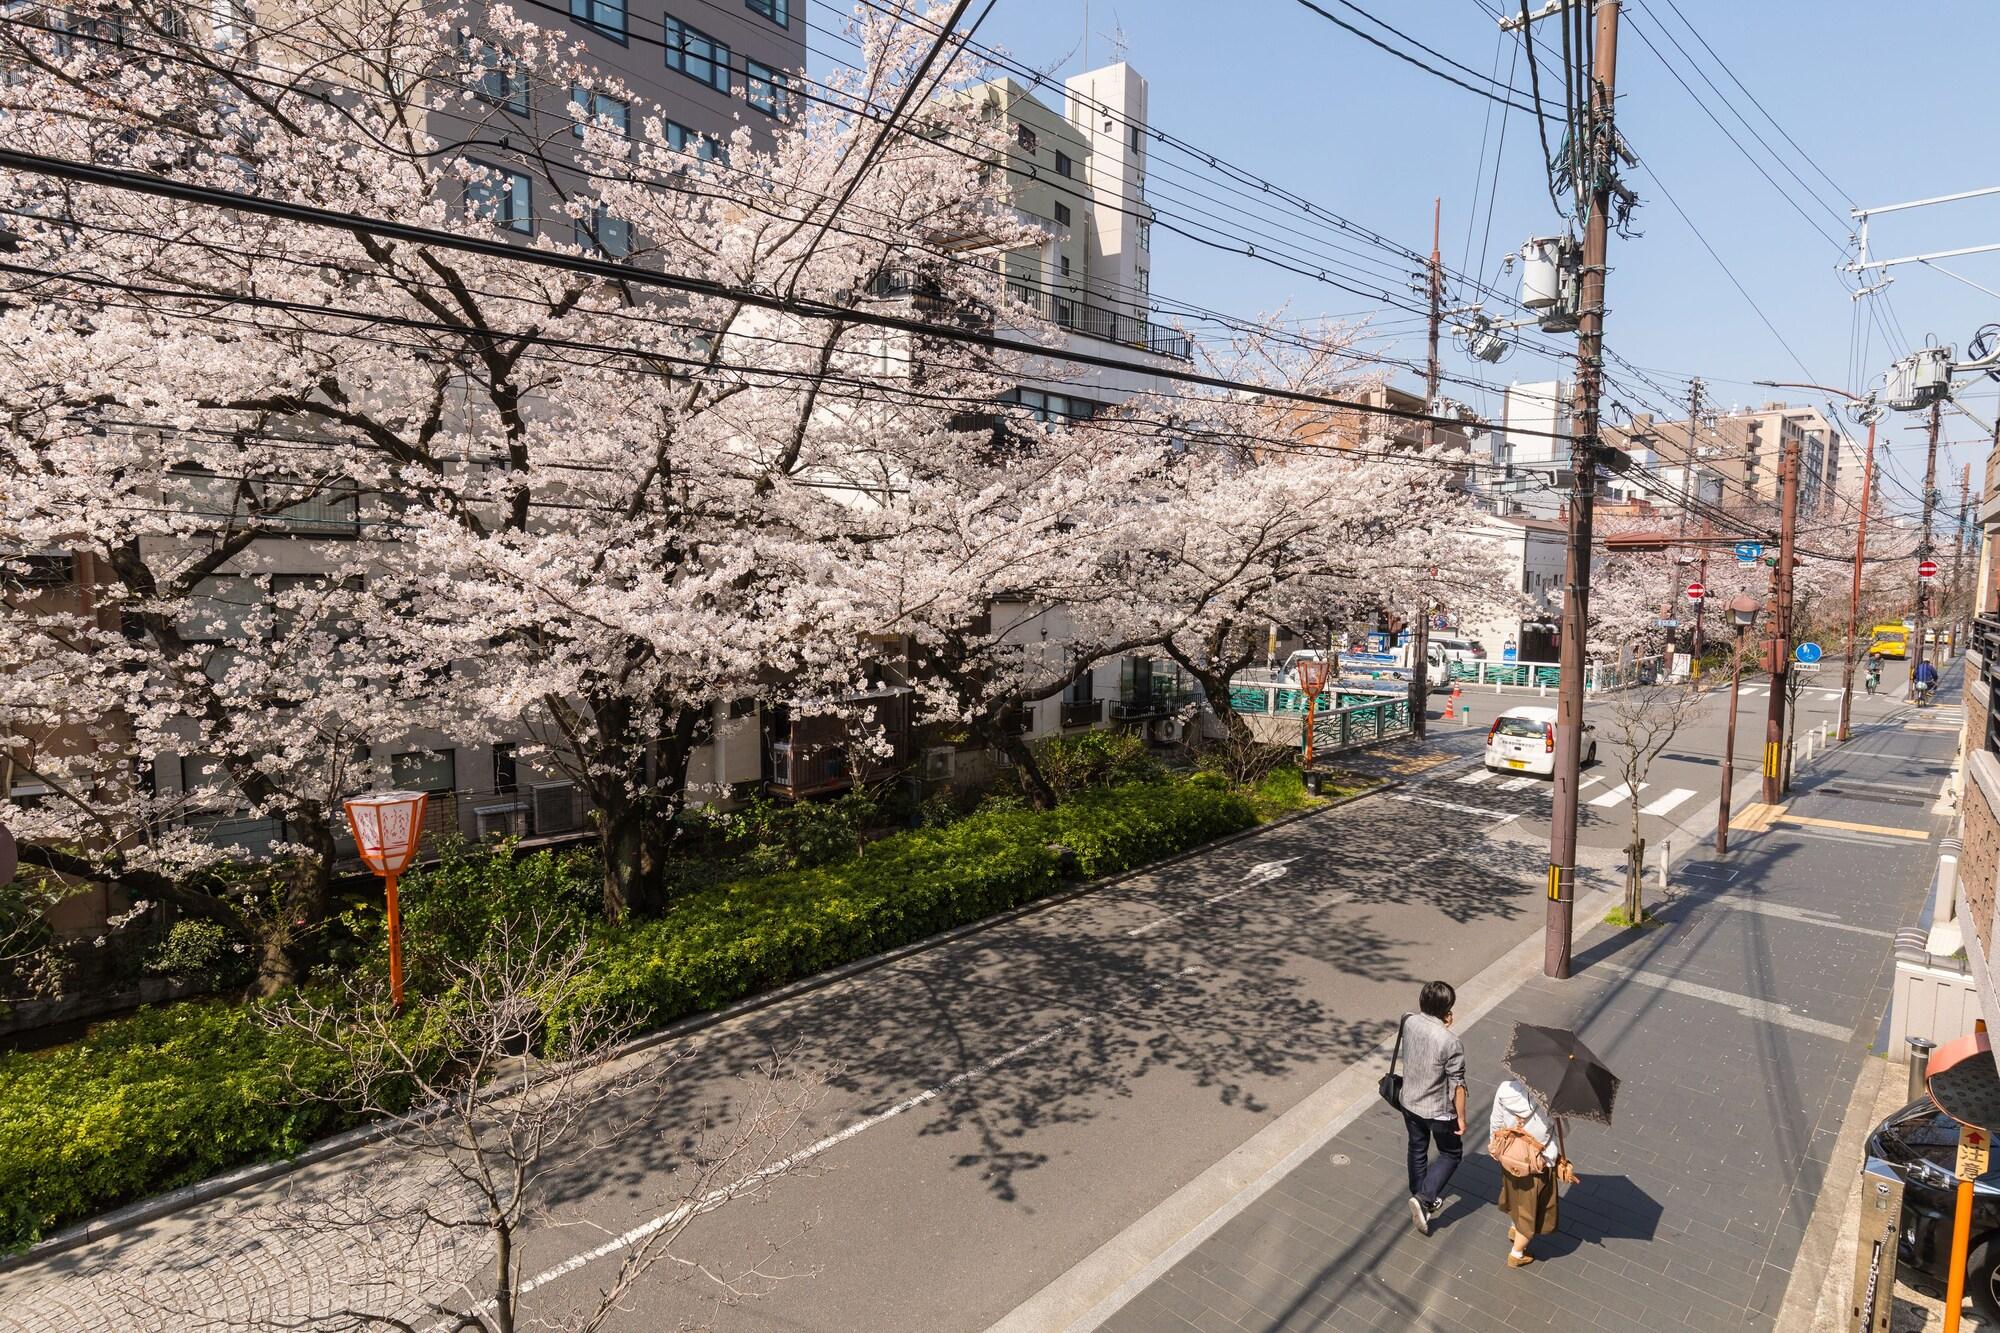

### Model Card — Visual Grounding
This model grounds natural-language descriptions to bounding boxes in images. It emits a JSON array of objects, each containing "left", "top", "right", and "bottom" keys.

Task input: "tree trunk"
[
  {"left": 1163, "top": 641, "right": 1254, "bottom": 743},
  {"left": 256, "top": 820, "right": 336, "bottom": 995},
  {"left": 1624, "top": 830, "right": 1646, "bottom": 924},
  {"left": 588, "top": 702, "right": 709, "bottom": 921},
  {"left": 598, "top": 789, "right": 669, "bottom": 921}
]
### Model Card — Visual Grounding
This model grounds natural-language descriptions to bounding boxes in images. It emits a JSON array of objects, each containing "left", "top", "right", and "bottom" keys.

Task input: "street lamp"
[
  {"left": 343, "top": 790, "right": 429, "bottom": 1008},
  {"left": 1716, "top": 596, "right": 1761, "bottom": 855},
  {"left": 1296, "top": 656, "right": 1331, "bottom": 781}
]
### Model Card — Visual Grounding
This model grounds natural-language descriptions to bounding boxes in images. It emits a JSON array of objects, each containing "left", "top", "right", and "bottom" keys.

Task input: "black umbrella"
[{"left": 1503, "top": 1023, "right": 1619, "bottom": 1124}]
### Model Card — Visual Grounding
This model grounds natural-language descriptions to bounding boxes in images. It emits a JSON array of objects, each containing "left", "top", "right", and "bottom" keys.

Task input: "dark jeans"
[{"left": 1403, "top": 1112, "right": 1464, "bottom": 1206}]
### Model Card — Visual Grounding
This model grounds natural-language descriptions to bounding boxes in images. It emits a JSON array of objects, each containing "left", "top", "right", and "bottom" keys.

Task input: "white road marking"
[
  {"left": 1639, "top": 787, "right": 1696, "bottom": 817},
  {"left": 1498, "top": 776, "right": 1539, "bottom": 791},
  {"left": 1579, "top": 774, "right": 1604, "bottom": 790},
  {"left": 465, "top": 1013, "right": 1110, "bottom": 1328},
  {"left": 1587, "top": 782, "right": 1646, "bottom": 808},
  {"left": 1700, "top": 898, "right": 1894, "bottom": 938},
  {"left": 1126, "top": 858, "right": 1299, "bottom": 937},
  {"left": 1819, "top": 692, "right": 1841, "bottom": 701},
  {"left": 1391, "top": 793, "right": 1522, "bottom": 821},
  {"left": 1586, "top": 962, "right": 1852, "bottom": 1039},
  {"left": 1456, "top": 769, "right": 1495, "bottom": 785}
]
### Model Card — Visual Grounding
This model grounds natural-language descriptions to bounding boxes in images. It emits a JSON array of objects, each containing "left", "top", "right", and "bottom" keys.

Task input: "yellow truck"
[{"left": 1869, "top": 624, "right": 1910, "bottom": 660}]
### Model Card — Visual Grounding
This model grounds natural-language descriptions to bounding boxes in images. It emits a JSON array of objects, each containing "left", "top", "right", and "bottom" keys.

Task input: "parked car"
[
  {"left": 1866, "top": 1097, "right": 2000, "bottom": 1321},
  {"left": 1483, "top": 706, "right": 1596, "bottom": 776},
  {"left": 1432, "top": 636, "right": 1487, "bottom": 662}
]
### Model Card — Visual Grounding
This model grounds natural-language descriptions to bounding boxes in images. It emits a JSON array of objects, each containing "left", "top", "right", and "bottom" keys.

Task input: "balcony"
[
  {"left": 766, "top": 690, "right": 913, "bottom": 799},
  {"left": 1060, "top": 698, "right": 1102, "bottom": 729},
  {"left": 1006, "top": 284, "right": 1192, "bottom": 361},
  {"left": 1112, "top": 685, "right": 1197, "bottom": 721},
  {"left": 863, "top": 267, "right": 994, "bottom": 330}
]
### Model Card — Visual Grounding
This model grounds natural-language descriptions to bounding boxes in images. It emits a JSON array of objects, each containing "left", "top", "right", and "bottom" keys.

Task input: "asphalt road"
[{"left": 0, "top": 658, "right": 1936, "bottom": 1333}]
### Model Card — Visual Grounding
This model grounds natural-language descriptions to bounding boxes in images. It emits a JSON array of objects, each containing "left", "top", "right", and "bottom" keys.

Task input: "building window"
[
  {"left": 1134, "top": 267, "right": 1149, "bottom": 309},
  {"left": 569, "top": 0, "right": 625, "bottom": 41},
  {"left": 1004, "top": 387, "right": 1099, "bottom": 422},
  {"left": 1053, "top": 200, "right": 1071, "bottom": 227},
  {"left": 745, "top": 0, "right": 787, "bottom": 24},
  {"left": 1016, "top": 123, "right": 1038, "bottom": 153},
  {"left": 744, "top": 58, "right": 787, "bottom": 116},
  {"left": 569, "top": 86, "right": 631, "bottom": 142},
  {"left": 1137, "top": 218, "right": 1150, "bottom": 251},
  {"left": 664, "top": 118, "right": 725, "bottom": 162},
  {"left": 467, "top": 42, "right": 527, "bottom": 114},
  {"left": 492, "top": 742, "right": 519, "bottom": 792},
  {"left": 466, "top": 163, "right": 532, "bottom": 233},
  {"left": 665, "top": 16, "right": 729, "bottom": 92},
  {"left": 1053, "top": 150, "right": 1073, "bottom": 178},
  {"left": 575, "top": 204, "right": 632, "bottom": 257},
  {"left": 1058, "top": 255, "right": 1070, "bottom": 278},
  {"left": 1130, "top": 121, "right": 1141, "bottom": 152},
  {"left": 390, "top": 749, "right": 456, "bottom": 793}
]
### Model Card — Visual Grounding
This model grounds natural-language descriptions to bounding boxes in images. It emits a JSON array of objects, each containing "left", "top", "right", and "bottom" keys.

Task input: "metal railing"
[
  {"left": 1443, "top": 655, "right": 1668, "bottom": 692},
  {"left": 1112, "top": 684, "right": 1197, "bottom": 720},
  {"left": 1005, "top": 284, "right": 1192, "bottom": 360},
  {"left": 863, "top": 268, "right": 993, "bottom": 329},
  {"left": 769, "top": 740, "right": 847, "bottom": 791},
  {"left": 1060, "top": 698, "right": 1103, "bottom": 729},
  {"left": 1305, "top": 697, "right": 1414, "bottom": 754}
]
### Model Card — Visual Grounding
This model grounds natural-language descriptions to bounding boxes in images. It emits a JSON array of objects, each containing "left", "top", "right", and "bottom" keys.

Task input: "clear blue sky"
[{"left": 814, "top": 1, "right": 2000, "bottom": 526}]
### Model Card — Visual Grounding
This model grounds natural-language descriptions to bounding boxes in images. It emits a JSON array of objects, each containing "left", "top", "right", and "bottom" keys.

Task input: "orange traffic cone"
[{"left": 1442, "top": 684, "right": 1460, "bottom": 721}]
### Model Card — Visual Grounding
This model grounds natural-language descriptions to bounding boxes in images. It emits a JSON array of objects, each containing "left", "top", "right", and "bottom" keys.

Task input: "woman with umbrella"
[{"left": 1487, "top": 1024, "right": 1616, "bottom": 1268}]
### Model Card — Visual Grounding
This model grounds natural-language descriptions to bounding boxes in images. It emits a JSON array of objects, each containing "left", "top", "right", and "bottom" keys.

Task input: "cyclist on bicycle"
[{"left": 1914, "top": 658, "right": 1939, "bottom": 704}]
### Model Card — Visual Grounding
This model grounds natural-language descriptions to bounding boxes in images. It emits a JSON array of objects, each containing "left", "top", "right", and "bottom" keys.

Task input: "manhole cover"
[{"left": 1329, "top": 1153, "right": 1352, "bottom": 1166}]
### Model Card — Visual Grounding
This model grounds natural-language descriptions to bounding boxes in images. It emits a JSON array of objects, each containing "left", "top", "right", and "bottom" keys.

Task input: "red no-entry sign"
[
  {"left": 1685, "top": 581, "right": 1706, "bottom": 601},
  {"left": 1919, "top": 559, "right": 1939, "bottom": 581}
]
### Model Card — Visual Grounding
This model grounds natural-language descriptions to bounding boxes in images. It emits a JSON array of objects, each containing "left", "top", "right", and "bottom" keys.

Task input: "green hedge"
[
  {"left": 0, "top": 1002, "right": 351, "bottom": 1251},
  {"left": 547, "top": 777, "right": 1257, "bottom": 1044},
  {"left": 0, "top": 776, "right": 1258, "bottom": 1251}
]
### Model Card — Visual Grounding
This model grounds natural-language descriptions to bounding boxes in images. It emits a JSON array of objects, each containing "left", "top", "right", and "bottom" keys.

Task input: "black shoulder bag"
[{"left": 1378, "top": 1013, "right": 1410, "bottom": 1110}]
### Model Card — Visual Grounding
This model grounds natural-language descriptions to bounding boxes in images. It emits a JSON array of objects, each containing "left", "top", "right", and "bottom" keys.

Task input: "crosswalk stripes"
[
  {"left": 1639, "top": 787, "right": 1697, "bottom": 817},
  {"left": 1498, "top": 776, "right": 1539, "bottom": 791},
  {"left": 1588, "top": 782, "right": 1646, "bottom": 809},
  {"left": 1456, "top": 769, "right": 1493, "bottom": 785},
  {"left": 1580, "top": 774, "right": 1603, "bottom": 790}
]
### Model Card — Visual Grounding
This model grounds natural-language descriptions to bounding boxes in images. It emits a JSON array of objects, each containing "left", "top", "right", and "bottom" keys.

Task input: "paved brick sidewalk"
[{"left": 1099, "top": 699, "right": 1951, "bottom": 1332}]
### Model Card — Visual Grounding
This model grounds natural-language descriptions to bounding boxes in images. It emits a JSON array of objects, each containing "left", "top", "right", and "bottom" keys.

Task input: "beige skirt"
[{"left": 1499, "top": 1168, "right": 1558, "bottom": 1237}]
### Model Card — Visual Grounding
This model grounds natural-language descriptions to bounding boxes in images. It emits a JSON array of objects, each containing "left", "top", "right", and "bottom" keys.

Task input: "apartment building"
[{"left": 1606, "top": 401, "right": 1845, "bottom": 517}]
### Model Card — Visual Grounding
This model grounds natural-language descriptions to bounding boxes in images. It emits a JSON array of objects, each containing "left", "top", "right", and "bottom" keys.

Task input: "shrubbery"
[
  {"left": 0, "top": 773, "right": 1269, "bottom": 1251},
  {"left": 0, "top": 1001, "right": 351, "bottom": 1250},
  {"left": 1031, "top": 729, "right": 1161, "bottom": 799}
]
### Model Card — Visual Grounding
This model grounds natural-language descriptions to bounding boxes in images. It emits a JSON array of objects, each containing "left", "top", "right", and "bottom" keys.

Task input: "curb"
[{"left": 0, "top": 775, "right": 1397, "bottom": 1274}]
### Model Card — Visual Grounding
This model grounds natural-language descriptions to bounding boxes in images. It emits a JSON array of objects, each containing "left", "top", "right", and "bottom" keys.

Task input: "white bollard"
[
  {"left": 1805, "top": 734, "right": 1815, "bottom": 764},
  {"left": 1656, "top": 838, "right": 1670, "bottom": 898},
  {"left": 1539, "top": 682, "right": 1548, "bottom": 698}
]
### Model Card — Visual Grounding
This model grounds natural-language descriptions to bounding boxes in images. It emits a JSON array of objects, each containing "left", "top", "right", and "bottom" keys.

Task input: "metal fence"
[
  {"left": 1306, "top": 697, "right": 1414, "bottom": 754},
  {"left": 1444, "top": 654, "right": 1667, "bottom": 692}
]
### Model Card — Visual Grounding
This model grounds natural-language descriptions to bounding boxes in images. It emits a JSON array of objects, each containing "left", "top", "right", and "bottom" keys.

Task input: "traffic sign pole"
[{"left": 1763, "top": 438, "right": 1800, "bottom": 804}]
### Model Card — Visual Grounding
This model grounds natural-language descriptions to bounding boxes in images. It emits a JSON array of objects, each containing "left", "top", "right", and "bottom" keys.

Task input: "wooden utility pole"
[
  {"left": 1540, "top": 0, "right": 1620, "bottom": 981},
  {"left": 1410, "top": 197, "right": 1442, "bottom": 739},
  {"left": 1838, "top": 412, "right": 1878, "bottom": 741},
  {"left": 1911, "top": 400, "right": 1942, "bottom": 699},
  {"left": 1952, "top": 461, "right": 1972, "bottom": 651},
  {"left": 1662, "top": 379, "right": 1704, "bottom": 671},
  {"left": 1761, "top": 439, "right": 1800, "bottom": 805}
]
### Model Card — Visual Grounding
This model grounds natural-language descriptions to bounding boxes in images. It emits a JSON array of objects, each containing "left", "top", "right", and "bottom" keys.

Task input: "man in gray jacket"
[{"left": 1400, "top": 980, "right": 1468, "bottom": 1235}]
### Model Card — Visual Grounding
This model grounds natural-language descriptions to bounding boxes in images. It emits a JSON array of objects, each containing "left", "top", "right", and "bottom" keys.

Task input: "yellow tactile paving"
[{"left": 1774, "top": 813, "right": 1932, "bottom": 841}]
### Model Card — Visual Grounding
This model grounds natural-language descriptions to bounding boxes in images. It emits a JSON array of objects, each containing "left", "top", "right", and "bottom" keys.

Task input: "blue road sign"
[
  {"left": 1734, "top": 541, "right": 1763, "bottom": 564},
  {"left": 1795, "top": 641, "right": 1823, "bottom": 664}
]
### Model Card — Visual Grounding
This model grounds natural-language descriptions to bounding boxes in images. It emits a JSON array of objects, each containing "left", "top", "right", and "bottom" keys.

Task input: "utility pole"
[
  {"left": 1536, "top": 0, "right": 1620, "bottom": 981},
  {"left": 1911, "top": 400, "right": 1942, "bottom": 699},
  {"left": 1667, "top": 378, "right": 1705, "bottom": 677},
  {"left": 1692, "top": 518, "right": 1711, "bottom": 685},
  {"left": 1410, "top": 196, "right": 1442, "bottom": 739},
  {"left": 1838, "top": 411, "right": 1877, "bottom": 741},
  {"left": 1952, "top": 461, "right": 1971, "bottom": 652},
  {"left": 1761, "top": 439, "right": 1800, "bottom": 805}
]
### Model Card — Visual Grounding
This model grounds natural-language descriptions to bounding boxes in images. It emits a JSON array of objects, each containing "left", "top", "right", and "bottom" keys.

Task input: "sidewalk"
[{"left": 1083, "top": 691, "right": 1953, "bottom": 1331}]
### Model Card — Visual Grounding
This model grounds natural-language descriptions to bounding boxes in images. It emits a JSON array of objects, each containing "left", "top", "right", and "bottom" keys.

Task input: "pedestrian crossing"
[
  {"left": 1731, "top": 686, "right": 1850, "bottom": 702},
  {"left": 1451, "top": 766, "right": 1698, "bottom": 823}
]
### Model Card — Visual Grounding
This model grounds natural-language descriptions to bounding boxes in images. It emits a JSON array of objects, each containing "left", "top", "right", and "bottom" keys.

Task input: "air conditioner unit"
[
  {"left": 530, "top": 781, "right": 579, "bottom": 835},
  {"left": 1152, "top": 717, "right": 1183, "bottom": 744},
  {"left": 923, "top": 746, "right": 955, "bottom": 782},
  {"left": 473, "top": 802, "right": 528, "bottom": 841}
]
